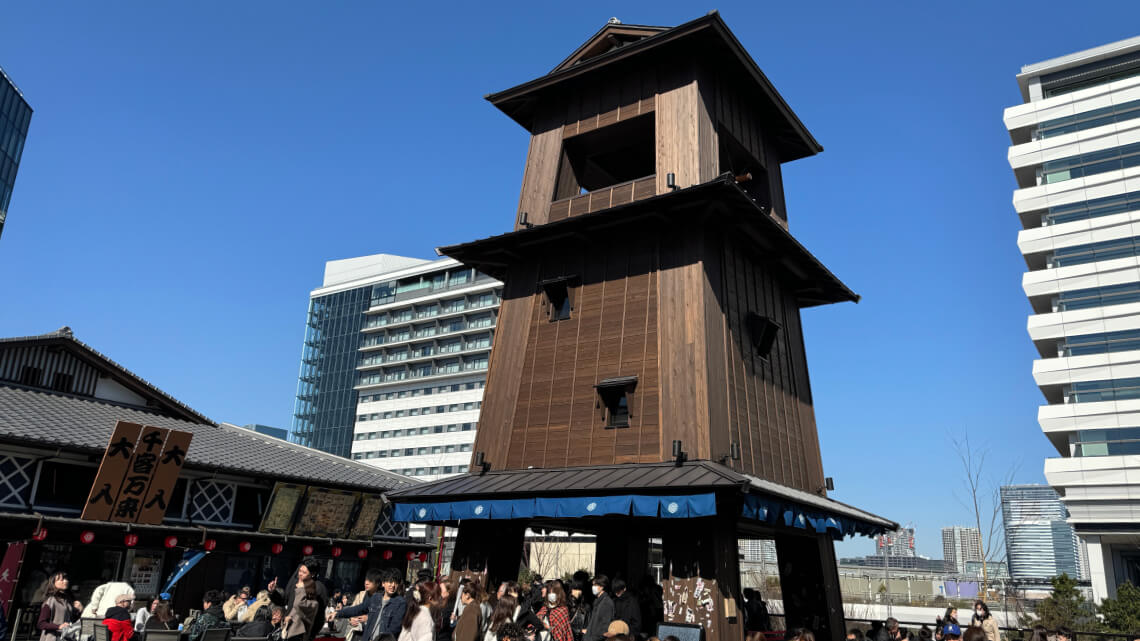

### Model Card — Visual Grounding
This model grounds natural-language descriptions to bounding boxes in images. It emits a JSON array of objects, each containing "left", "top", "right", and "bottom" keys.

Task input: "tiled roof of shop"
[{"left": 0, "top": 384, "right": 415, "bottom": 491}]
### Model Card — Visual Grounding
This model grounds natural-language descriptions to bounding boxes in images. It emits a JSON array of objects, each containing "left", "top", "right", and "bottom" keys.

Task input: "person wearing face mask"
[
  {"left": 536, "top": 583, "right": 571, "bottom": 641},
  {"left": 582, "top": 577, "right": 612, "bottom": 641},
  {"left": 969, "top": 601, "right": 998, "bottom": 641}
]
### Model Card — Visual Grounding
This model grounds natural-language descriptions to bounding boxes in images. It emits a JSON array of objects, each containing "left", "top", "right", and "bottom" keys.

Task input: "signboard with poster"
[
  {"left": 126, "top": 551, "right": 164, "bottom": 596},
  {"left": 259, "top": 483, "right": 306, "bottom": 534},
  {"left": 663, "top": 576, "right": 719, "bottom": 633},
  {"left": 81, "top": 421, "right": 192, "bottom": 525},
  {"left": 292, "top": 488, "right": 359, "bottom": 538},
  {"left": 348, "top": 494, "right": 386, "bottom": 540}
]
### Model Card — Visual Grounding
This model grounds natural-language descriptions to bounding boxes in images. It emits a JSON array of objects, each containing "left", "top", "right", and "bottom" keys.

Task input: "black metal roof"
[
  {"left": 386, "top": 459, "right": 895, "bottom": 531},
  {"left": 0, "top": 383, "right": 415, "bottom": 491},
  {"left": 486, "top": 12, "right": 822, "bottom": 163},
  {"left": 437, "top": 176, "right": 859, "bottom": 308}
]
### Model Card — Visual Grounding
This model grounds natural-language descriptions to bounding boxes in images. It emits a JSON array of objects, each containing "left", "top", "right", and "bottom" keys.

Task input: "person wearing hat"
[
  {"left": 940, "top": 624, "right": 961, "bottom": 641},
  {"left": 602, "top": 622, "right": 628, "bottom": 639}
]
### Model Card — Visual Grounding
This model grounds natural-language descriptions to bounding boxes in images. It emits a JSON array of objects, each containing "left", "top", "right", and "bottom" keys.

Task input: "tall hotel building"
[
  {"left": 292, "top": 253, "right": 501, "bottom": 481},
  {"left": 942, "top": 526, "right": 982, "bottom": 575},
  {"left": 1005, "top": 36, "right": 1140, "bottom": 600},
  {"left": 0, "top": 65, "right": 32, "bottom": 241},
  {"left": 1000, "top": 485, "right": 1084, "bottom": 581}
]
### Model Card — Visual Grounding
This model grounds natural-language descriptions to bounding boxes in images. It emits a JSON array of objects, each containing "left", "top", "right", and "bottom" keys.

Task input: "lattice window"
[
  {"left": 188, "top": 480, "right": 236, "bottom": 524},
  {"left": 0, "top": 455, "right": 36, "bottom": 508},
  {"left": 375, "top": 511, "right": 408, "bottom": 539}
]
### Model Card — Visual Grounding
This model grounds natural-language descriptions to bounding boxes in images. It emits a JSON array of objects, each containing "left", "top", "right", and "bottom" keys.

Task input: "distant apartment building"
[
  {"left": 942, "top": 526, "right": 983, "bottom": 574},
  {"left": 874, "top": 527, "right": 916, "bottom": 559},
  {"left": 0, "top": 65, "right": 32, "bottom": 242},
  {"left": 1000, "top": 484, "right": 1084, "bottom": 580},
  {"left": 241, "top": 423, "right": 288, "bottom": 440},
  {"left": 1004, "top": 35, "right": 1140, "bottom": 601},
  {"left": 348, "top": 259, "right": 500, "bottom": 480}
]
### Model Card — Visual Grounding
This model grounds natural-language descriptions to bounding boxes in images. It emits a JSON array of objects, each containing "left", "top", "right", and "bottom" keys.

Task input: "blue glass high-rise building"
[
  {"left": 0, "top": 65, "right": 32, "bottom": 241},
  {"left": 291, "top": 254, "right": 430, "bottom": 456}
]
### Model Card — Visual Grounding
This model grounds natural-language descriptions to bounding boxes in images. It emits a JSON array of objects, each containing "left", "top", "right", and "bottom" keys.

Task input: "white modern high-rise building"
[
  {"left": 1000, "top": 484, "right": 1084, "bottom": 580},
  {"left": 942, "top": 526, "right": 983, "bottom": 574},
  {"left": 349, "top": 256, "right": 501, "bottom": 481},
  {"left": 1004, "top": 35, "right": 1140, "bottom": 601}
]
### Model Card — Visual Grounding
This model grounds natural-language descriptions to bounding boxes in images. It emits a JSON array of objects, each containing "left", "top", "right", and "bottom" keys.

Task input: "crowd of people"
[{"left": 841, "top": 600, "right": 1130, "bottom": 641}]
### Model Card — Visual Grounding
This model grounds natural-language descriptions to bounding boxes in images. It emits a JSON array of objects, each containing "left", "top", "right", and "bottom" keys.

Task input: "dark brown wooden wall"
[
  {"left": 706, "top": 230, "right": 824, "bottom": 492},
  {"left": 472, "top": 237, "right": 662, "bottom": 469}
]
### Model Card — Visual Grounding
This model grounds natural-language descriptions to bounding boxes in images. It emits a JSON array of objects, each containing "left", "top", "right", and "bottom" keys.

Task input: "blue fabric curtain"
[
  {"left": 740, "top": 494, "right": 887, "bottom": 540},
  {"left": 392, "top": 493, "right": 718, "bottom": 523}
]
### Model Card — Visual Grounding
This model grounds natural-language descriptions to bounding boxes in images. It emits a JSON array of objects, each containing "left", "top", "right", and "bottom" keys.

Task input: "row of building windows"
[
  {"left": 1059, "top": 328, "right": 1140, "bottom": 356},
  {"left": 1045, "top": 65, "right": 1140, "bottom": 99},
  {"left": 358, "top": 402, "right": 481, "bottom": 422},
  {"left": 1044, "top": 187, "right": 1140, "bottom": 226},
  {"left": 1039, "top": 140, "right": 1140, "bottom": 184},
  {"left": 1036, "top": 97, "right": 1140, "bottom": 140},
  {"left": 1071, "top": 427, "right": 1140, "bottom": 456},
  {"left": 370, "top": 268, "right": 493, "bottom": 307},
  {"left": 365, "top": 291, "right": 500, "bottom": 329},
  {"left": 1056, "top": 282, "right": 1140, "bottom": 311},
  {"left": 355, "top": 422, "right": 476, "bottom": 441},
  {"left": 358, "top": 380, "right": 485, "bottom": 404},
  {"left": 354, "top": 442, "right": 474, "bottom": 457},
  {"left": 391, "top": 465, "right": 469, "bottom": 477},
  {"left": 362, "top": 313, "right": 496, "bottom": 346},
  {"left": 359, "top": 334, "right": 492, "bottom": 368},
  {"left": 1067, "top": 377, "right": 1140, "bottom": 403},
  {"left": 1049, "top": 235, "right": 1140, "bottom": 268},
  {"left": 357, "top": 355, "right": 489, "bottom": 386}
]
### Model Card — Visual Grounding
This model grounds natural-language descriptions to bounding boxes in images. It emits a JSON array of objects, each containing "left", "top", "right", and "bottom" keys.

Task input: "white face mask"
[
  {"left": 547, "top": 594, "right": 557, "bottom": 604},
  {"left": 591, "top": 586, "right": 600, "bottom": 596},
  {"left": 975, "top": 610, "right": 983, "bottom": 617}
]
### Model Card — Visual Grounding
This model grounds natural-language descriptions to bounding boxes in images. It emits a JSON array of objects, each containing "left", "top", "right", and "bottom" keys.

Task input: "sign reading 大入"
[{"left": 81, "top": 421, "right": 193, "bottom": 525}]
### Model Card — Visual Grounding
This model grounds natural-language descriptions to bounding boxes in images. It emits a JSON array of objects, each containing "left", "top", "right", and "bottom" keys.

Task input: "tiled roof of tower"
[
  {"left": 0, "top": 383, "right": 416, "bottom": 491},
  {"left": 486, "top": 11, "right": 822, "bottom": 162}
]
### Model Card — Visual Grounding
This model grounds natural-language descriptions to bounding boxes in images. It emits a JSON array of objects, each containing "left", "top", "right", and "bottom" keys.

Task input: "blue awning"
[
  {"left": 740, "top": 494, "right": 887, "bottom": 540},
  {"left": 392, "top": 493, "right": 717, "bottom": 523}
]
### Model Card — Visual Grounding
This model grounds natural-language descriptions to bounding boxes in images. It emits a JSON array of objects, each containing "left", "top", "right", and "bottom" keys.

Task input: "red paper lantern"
[
  {"left": 271, "top": 543, "right": 284, "bottom": 555},
  {"left": 32, "top": 528, "right": 48, "bottom": 541},
  {"left": 331, "top": 546, "right": 342, "bottom": 558},
  {"left": 164, "top": 536, "right": 178, "bottom": 549},
  {"left": 124, "top": 534, "right": 139, "bottom": 547},
  {"left": 301, "top": 544, "right": 314, "bottom": 556},
  {"left": 79, "top": 531, "right": 95, "bottom": 544},
  {"left": 382, "top": 549, "right": 393, "bottom": 560},
  {"left": 203, "top": 539, "right": 217, "bottom": 551},
  {"left": 238, "top": 541, "right": 252, "bottom": 553},
  {"left": 418, "top": 552, "right": 428, "bottom": 563},
  {"left": 405, "top": 551, "right": 415, "bottom": 561},
  {"left": 356, "top": 549, "right": 369, "bottom": 559}
]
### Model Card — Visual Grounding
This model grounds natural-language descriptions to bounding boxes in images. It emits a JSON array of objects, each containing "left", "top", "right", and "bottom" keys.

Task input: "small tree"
[
  {"left": 952, "top": 430, "right": 1018, "bottom": 595},
  {"left": 1098, "top": 581, "right": 1140, "bottom": 633},
  {"left": 1020, "top": 574, "right": 1100, "bottom": 632}
]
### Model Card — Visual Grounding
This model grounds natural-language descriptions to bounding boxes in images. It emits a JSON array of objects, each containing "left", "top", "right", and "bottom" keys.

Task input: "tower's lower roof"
[{"left": 437, "top": 175, "right": 858, "bottom": 308}]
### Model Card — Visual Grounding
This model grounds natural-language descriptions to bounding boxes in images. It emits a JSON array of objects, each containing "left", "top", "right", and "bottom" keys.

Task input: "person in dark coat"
[
  {"left": 567, "top": 583, "right": 591, "bottom": 641},
  {"left": 334, "top": 568, "right": 407, "bottom": 641},
  {"left": 271, "top": 558, "right": 330, "bottom": 641},
  {"left": 609, "top": 581, "right": 639, "bottom": 641},
  {"left": 582, "top": 577, "right": 612, "bottom": 641}
]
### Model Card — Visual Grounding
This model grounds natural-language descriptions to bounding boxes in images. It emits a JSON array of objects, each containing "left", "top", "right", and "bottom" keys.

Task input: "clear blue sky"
[{"left": 2, "top": 1, "right": 1137, "bottom": 560}]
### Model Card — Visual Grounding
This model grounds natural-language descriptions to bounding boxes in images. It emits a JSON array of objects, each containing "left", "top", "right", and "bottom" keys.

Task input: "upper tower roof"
[{"left": 486, "top": 11, "right": 822, "bottom": 163}]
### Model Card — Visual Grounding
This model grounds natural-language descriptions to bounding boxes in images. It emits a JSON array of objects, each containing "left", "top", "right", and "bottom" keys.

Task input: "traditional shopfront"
[{"left": 0, "top": 328, "right": 430, "bottom": 633}]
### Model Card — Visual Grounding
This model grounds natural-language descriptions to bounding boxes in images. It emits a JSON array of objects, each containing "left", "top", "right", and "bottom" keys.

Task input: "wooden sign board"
[
  {"left": 292, "top": 487, "right": 359, "bottom": 538},
  {"left": 81, "top": 421, "right": 192, "bottom": 525},
  {"left": 348, "top": 493, "right": 386, "bottom": 540},
  {"left": 259, "top": 483, "right": 307, "bottom": 534}
]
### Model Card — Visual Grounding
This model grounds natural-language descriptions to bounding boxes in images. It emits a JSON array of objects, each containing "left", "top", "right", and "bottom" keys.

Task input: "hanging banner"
[
  {"left": 82, "top": 421, "right": 192, "bottom": 525},
  {"left": 0, "top": 542, "right": 26, "bottom": 617}
]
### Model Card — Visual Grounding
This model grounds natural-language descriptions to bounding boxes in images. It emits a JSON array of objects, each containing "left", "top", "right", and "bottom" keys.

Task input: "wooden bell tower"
[{"left": 445, "top": 12, "right": 857, "bottom": 494}]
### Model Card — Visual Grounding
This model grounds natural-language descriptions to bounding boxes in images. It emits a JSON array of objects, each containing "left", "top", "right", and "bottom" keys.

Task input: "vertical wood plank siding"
[{"left": 0, "top": 345, "right": 100, "bottom": 395}]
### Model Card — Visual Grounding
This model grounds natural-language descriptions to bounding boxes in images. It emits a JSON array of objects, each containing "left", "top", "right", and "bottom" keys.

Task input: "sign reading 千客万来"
[{"left": 81, "top": 421, "right": 193, "bottom": 525}]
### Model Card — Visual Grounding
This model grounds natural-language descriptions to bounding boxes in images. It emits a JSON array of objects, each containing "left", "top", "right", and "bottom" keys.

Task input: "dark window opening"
[
  {"left": 51, "top": 372, "right": 73, "bottom": 393},
  {"left": 541, "top": 277, "right": 576, "bottom": 321},
  {"left": 555, "top": 114, "right": 655, "bottom": 199},
  {"left": 19, "top": 366, "right": 42, "bottom": 387},
  {"left": 718, "top": 127, "right": 771, "bottom": 211},
  {"left": 34, "top": 461, "right": 97, "bottom": 511},
  {"left": 233, "top": 485, "right": 270, "bottom": 526},
  {"left": 596, "top": 376, "right": 637, "bottom": 429},
  {"left": 747, "top": 313, "right": 781, "bottom": 359}
]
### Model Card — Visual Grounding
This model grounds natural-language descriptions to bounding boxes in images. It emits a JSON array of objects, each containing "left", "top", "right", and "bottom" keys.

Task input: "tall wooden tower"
[{"left": 446, "top": 12, "right": 856, "bottom": 494}]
